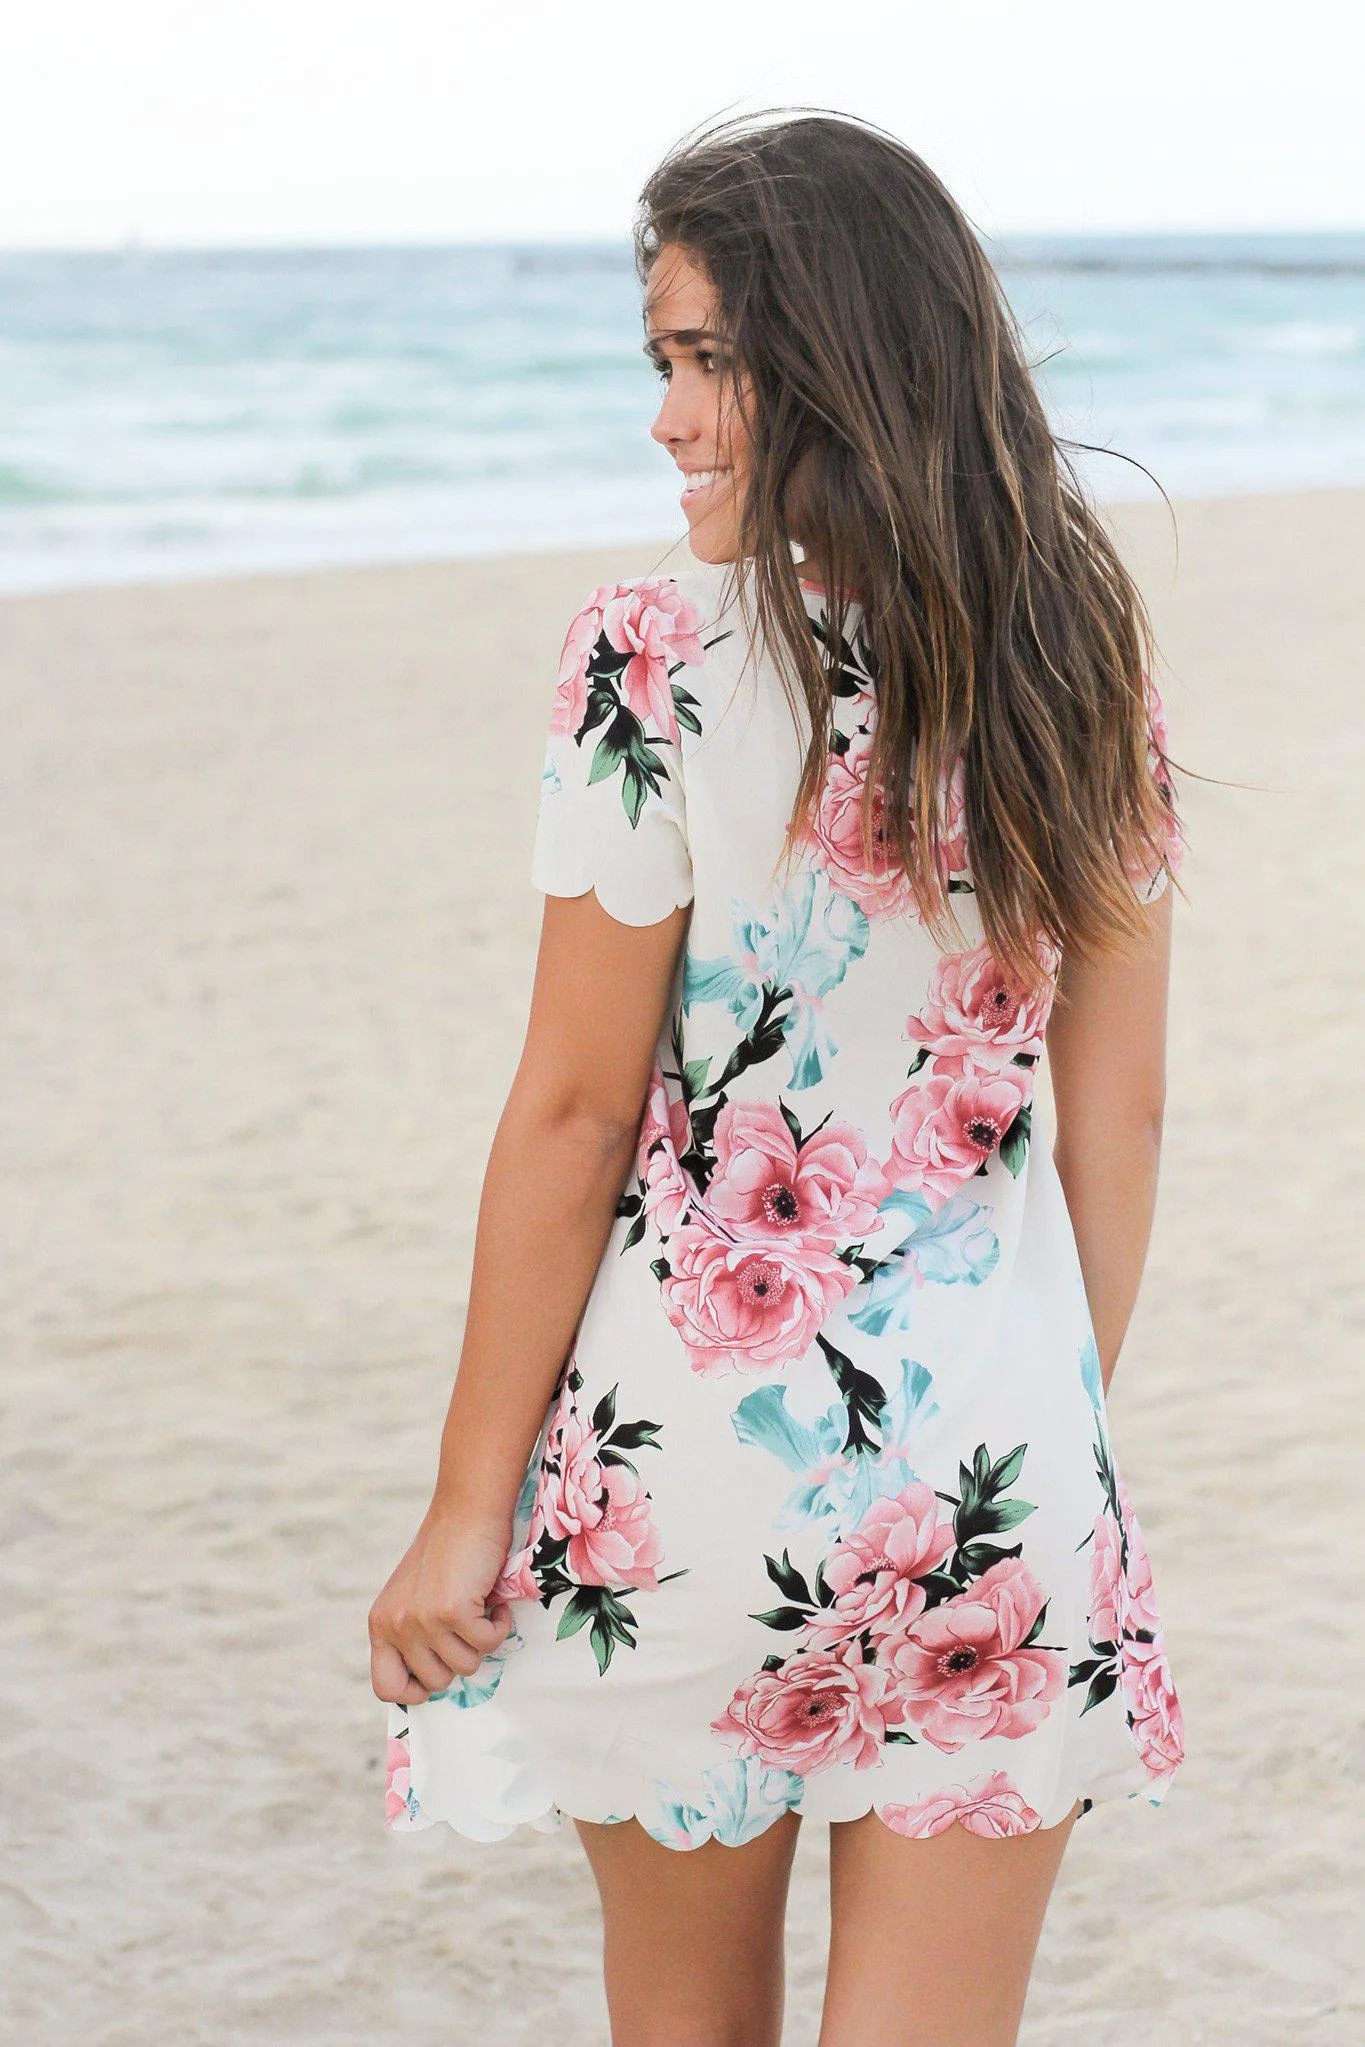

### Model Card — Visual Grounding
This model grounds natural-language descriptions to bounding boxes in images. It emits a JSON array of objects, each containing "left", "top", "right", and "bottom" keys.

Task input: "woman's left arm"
[{"left": 1045, "top": 888, "right": 1174, "bottom": 1393}]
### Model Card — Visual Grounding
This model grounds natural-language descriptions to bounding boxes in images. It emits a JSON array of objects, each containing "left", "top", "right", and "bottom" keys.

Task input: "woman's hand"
[{"left": 369, "top": 1512, "right": 515, "bottom": 1707}]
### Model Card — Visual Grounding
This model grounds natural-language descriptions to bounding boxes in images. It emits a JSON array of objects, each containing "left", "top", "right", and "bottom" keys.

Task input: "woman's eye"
[{"left": 697, "top": 351, "right": 716, "bottom": 374}]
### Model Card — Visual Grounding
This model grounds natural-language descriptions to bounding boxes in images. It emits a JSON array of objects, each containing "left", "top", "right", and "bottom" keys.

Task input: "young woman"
[{"left": 370, "top": 112, "right": 1185, "bottom": 2047}]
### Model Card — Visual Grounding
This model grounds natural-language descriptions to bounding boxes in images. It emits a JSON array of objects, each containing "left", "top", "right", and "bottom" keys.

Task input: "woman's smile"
[{"left": 678, "top": 464, "right": 733, "bottom": 505}]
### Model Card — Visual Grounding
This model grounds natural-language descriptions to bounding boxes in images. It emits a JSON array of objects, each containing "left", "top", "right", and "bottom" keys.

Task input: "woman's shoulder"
[{"left": 549, "top": 564, "right": 745, "bottom": 750}]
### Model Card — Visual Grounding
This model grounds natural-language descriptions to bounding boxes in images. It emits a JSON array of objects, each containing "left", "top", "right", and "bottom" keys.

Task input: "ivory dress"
[{"left": 385, "top": 568, "right": 1184, "bottom": 1849}]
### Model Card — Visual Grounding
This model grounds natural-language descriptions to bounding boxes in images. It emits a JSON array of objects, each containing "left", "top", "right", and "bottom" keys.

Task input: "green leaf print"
[
  {"left": 988, "top": 1443, "right": 1028, "bottom": 1492},
  {"left": 604, "top": 1418, "right": 663, "bottom": 1458},
  {"left": 764, "top": 1548, "right": 815, "bottom": 1606},
  {"left": 815, "top": 1334, "right": 887, "bottom": 1457},
  {"left": 933, "top": 1441, "right": 1038, "bottom": 1593},
  {"left": 556, "top": 1589, "right": 597, "bottom": 1640},
  {"left": 999, "top": 1103, "right": 1032, "bottom": 1178},
  {"left": 748, "top": 1605, "right": 812, "bottom": 1631},
  {"left": 1078, "top": 1666, "right": 1120, "bottom": 1716},
  {"left": 671, "top": 682, "right": 703, "bottom": 736},
  {"left": 591, "top": 1386, "right": 618, "bottom": 1435},
  {"left": 681, "top": 1055, "right": 712, "bottom": 1102}
]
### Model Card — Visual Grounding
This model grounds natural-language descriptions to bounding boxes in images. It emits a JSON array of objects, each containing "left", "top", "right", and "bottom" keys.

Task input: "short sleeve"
[
  {"left": 531, "top": 580, "right": 701, "bottom": 928},
  {"left": 1129, "top": 672, "right": 1185, "bottom": 903}
]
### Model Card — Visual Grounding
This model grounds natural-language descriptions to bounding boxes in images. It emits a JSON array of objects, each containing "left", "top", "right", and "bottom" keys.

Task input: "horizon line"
[{"left": 4, "top": 226, "right": 1365, "bottom": 277}]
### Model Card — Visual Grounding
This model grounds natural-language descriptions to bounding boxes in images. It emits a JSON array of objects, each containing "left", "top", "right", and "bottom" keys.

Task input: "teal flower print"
[
  {"left": 684, "top": 871, "right": 870, "bottom": 1091},
  {"left": 847, "top": 1190, "right": 1000, "bottom": 1336},
  {"left": 427, "top": 1626, "right": 525, "bottom": 1709},
  {"left": 731, "top": 1355, "right": 939, "bottom": 1540},
  {"left": 647, "top": 1756, "right": 804, "bottom": 1849}
]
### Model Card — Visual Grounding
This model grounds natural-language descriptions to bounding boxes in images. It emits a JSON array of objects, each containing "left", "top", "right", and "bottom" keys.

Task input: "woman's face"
[{"left": 645, "top": 244, "right": 749, "bottom": 565}]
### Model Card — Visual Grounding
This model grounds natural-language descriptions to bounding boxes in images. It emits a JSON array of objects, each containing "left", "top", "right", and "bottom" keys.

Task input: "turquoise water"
[{"left": 1, "top": 235, "right": 1363, "bottom": 591}]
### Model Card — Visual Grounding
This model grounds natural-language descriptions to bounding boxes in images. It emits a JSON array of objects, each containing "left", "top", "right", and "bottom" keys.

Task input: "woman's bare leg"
[
  {"left": 819, "top": 1806, "right": 1078, "bottom": 2047},
  {"left": 576, "top": 1813, "right": 802, "bottom": 2047}
]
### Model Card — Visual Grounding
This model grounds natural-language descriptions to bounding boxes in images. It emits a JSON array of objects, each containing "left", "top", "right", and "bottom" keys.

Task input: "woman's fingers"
[
  {"left": 370, "top": 1637, "right": 430, "bottom": 1706},
  {"left": 397, "top": 1640, "right": 457, "bottom": 1694},
  {"left": 368, "top": 1566, "right": 516, "bottom": 1704},
  {"left": 459, "top": 1601, "right": 514, "bottom": 1654},
  {"left": 416, "top": 1622, "right": 488, "bottom": 1683}
]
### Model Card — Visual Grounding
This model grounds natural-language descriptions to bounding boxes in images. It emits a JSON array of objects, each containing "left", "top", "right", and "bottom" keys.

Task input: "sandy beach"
[{"left": 3, "top": 489, "right": 1362, "bottom": 2044}]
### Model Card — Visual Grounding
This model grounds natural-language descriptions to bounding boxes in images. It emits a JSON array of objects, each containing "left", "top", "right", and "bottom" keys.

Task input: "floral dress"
[{"left": 385, "top": 569, "right": 1185, "bottom": 1850}]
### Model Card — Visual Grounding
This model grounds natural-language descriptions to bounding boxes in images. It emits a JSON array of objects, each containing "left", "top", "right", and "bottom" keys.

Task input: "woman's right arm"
[{"left": 368, "top": 888, "right": 688, "bottom": 1707}]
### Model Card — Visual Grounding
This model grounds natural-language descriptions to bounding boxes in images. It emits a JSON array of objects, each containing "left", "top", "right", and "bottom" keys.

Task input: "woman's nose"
[{"left": 650, "top": 381, "right": 693, "bottom": 451}]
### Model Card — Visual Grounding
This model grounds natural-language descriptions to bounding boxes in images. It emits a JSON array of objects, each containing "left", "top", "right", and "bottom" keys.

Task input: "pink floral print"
[
  {"left": 803, "top": 1481, "right": 955, "bottom": 1650},
  {"left": 550, "top": 585, "right": 625, "bottom": 736},
  {"left": 904, "top": 940, "right": 1056, "bottom": 1077},
  {"left": 551, "top": 579, "right": 706, "bottom": 746},
  {"left": 637, "top": 1066, "right": 693, "bottom": 1237},
  {"left": 660, "top": 1224, "right": 858, "bottom": 1378},
  {"left": 706, "top": 1100, "right": 890, "bottom": 1251},
  {"left": 1088, "top": 1504, "right": 1125, "bottom": 1650},
  {"left": 495, "top": 1365, "right": 672, "bottom": 1673},
  {"left": 880, "top": 1770, "right": 1042, "bottom": 1839},
  {"left": 1122, "top": 1636, "right": 1185, "bottom": 1777},
  {"left": 885, "top": 1066, "right": 1033, "bottom": 1201},
  {"left": 540, "top": 1416, "right": 664, "bottom": 1591},
  {"left": 713, "top": 1645, "right": 898, "bottom": 1774},
  {"left": 805, "top": 727, "right": 919, "bottom": 919},
  {"left": 884, "top": 1557, "right": 1065, "bottom": 1752},
  {"left": 716, "top": 1441, "right": 1072, "bottom": 1792},
  {"left": 385, "top": 1734, "right": 414, "bottom": 1826},
  {"left": 1070, "top": 1415, "right": 1184, "bottom": 1782},
  {"left": 1116, "top": 1477, "right": 1162, "bottom": 1638},
  {"left": 601, "top": 581, "right": 707, "bottom": 745}
]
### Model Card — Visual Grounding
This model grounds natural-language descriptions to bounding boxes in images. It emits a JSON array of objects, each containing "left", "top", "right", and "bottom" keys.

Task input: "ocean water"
[{"left": 1, "top": 235, "right": 1363, "bottom": 592}]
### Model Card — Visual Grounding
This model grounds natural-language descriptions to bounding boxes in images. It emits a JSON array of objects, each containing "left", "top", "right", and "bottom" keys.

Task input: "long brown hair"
[{"left": 636, "top": 111, "right": 1179, "bottom": 985}]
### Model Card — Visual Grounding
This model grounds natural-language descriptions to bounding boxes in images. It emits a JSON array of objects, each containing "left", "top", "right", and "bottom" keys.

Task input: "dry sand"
[{"left": 2, "top": 492, "right": 1363, "bottom": 2043}]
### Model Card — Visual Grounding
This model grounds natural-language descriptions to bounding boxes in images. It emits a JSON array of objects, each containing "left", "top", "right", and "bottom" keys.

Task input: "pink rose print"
[
  {"left": 1088, "top": 1507, "right": 1124, "bottom": 1649},
  {"left": 495, "top": 1369, "right": 664, "bottom": 1599},
  {"left": 706, "top": 1099, "right": 890, "bottom": 1252},
  {"left": 714, "top": 1646, "right": 898, "bottom": 1773},
  {"left": 805, "top": 728, "right": 917, "bottom": 919},
  {"left": 550, "top": 582, "right": 631, "bottom": 736},
  {"left": 1122, "top": 1635, "right": 1185, "bottom": 1779},
  {"left": 885, "top": 1066, "right": 1032, "bottom": 1202},
  {"left": 904, "top": 940, "right": 1056, "bottom": 1078},
  {"left": 493, "top": 1540, "right": 540, "bottom": 1603},
  {"left": 879, "top": 1769, "right": 1042, "bottom": 1840},
  {"left": 886, "top": 1557, "right": 1065, "bottom": 1752},
  {"left": 660, "top": 1223, "right": 857, "bottom": 1378},
  {"left": 566, "top": 1463, "right": 665, "bottom": 1589},
  {"left": 384, "top": 1734, "right": 414, "bottom": 1826},
  {"left": 1116, "top": 1477, "right": 1162, "bottom": 1639},
  {"left": 637, "top": 1066, "right": 693, "bottom": 1237},
  {"left": 601, "top": 580, "right": 706, "bottom": 746},
  {"left": 805, "top": 1482, "right": 956, "bottom": 1651},
  {"left": 537, "top": 1382, "right": 662, "bottom": 1591},
  {"left": 804, "top": 731, "right": 971, "bottom": 913}
]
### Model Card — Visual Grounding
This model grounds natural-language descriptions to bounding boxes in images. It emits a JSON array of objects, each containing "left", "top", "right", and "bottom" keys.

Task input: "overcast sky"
[{"left": 4, "top": 0, "right": 1363, "bottom": 249}]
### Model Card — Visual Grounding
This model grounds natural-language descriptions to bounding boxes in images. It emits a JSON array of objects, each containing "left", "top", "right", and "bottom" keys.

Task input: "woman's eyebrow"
[{"left": 643, "top": 327, "right": 722, "bottom": 352}]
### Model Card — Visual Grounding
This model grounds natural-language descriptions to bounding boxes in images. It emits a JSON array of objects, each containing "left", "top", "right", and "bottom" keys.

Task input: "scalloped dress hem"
[{"left": 385, "top": 1722, "right": 1176, "bottom": 1852}]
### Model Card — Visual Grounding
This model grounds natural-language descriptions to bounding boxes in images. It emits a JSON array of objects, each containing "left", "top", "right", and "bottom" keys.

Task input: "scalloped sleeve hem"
[{"left": 531, "top": 735, "right": 694, "bottom": 929}]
